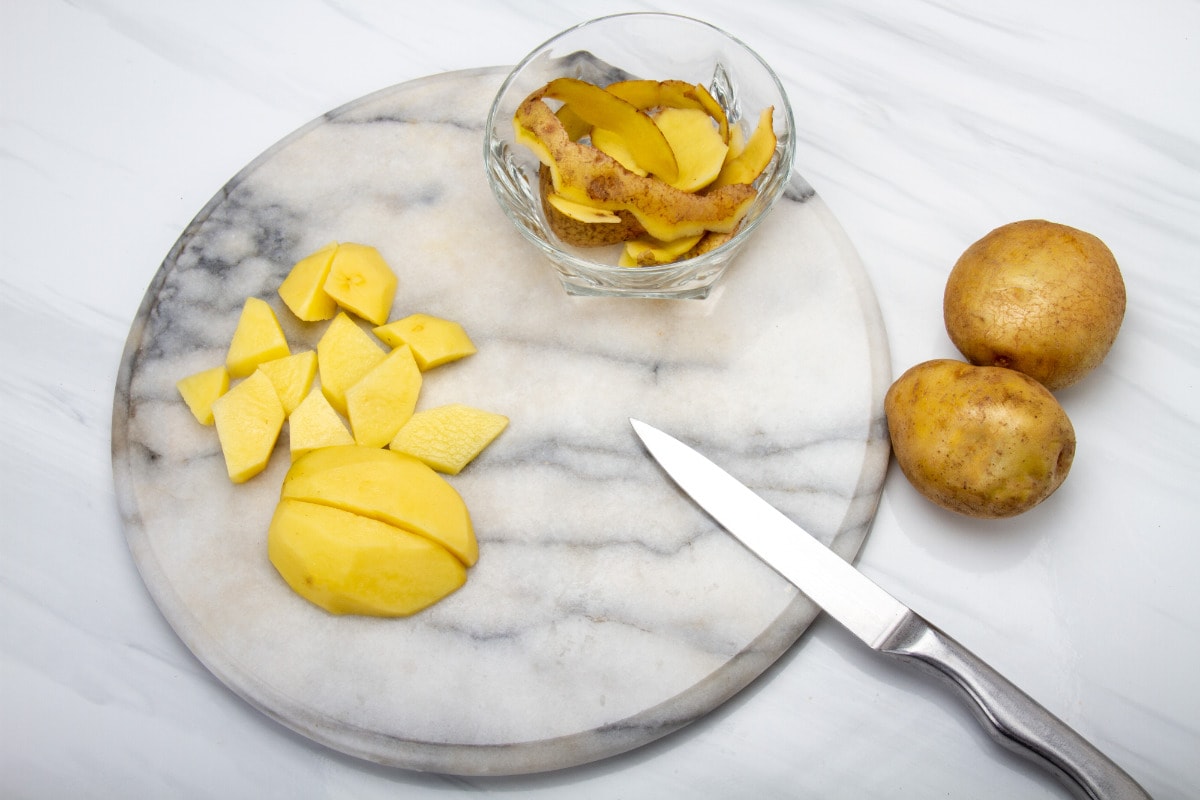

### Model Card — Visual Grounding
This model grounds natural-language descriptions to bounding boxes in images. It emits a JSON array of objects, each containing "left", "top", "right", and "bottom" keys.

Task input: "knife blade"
[{"left": 630, "top": 418, "right": 1150, "bottom": 800}]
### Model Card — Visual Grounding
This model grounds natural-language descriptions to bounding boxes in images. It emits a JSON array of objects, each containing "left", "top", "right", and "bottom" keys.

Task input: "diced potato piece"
[
  {"left": 316, "top": 312, "right": 386, "bottom": 415},
  {"left": 268, "top": 499, "right": 466, "bottom": 617},
  {"left": 390, "top": 403, "right": 509, "bottom": 475},
  {"left": 257, "top": 350, "right": 317, "bottom": 416},
  {"left": 372, "top": 313, "right": 477, "bottom": 371},
  {"left": 225, "top": 297, "right": 291, "bottom": 378},
  {"left": 281, "top": 445, "right": 478, "bottom": 567},
  {"left": 710, "top": 106, "right": 777, "bottom": 189},
  {"left": 211, "top": 369, "right": 285, "bottom": 483},
  {"left": 288, "top": 388, "right": 353, "bottom": 460},
  {"left": 345, "top": 344, "right": 422, "bottom": 448},
  {"left": 652, "top": 107, "right": 729, "bottom": 192},
  {"left": 176, "top": 365, "right": 229, "bottom": 425},
  {"left": 278, "top": 242, "right": 338, "bottom": 322},
  {"left": 323, "top": 243, "right": 397, "bottom": 326}
]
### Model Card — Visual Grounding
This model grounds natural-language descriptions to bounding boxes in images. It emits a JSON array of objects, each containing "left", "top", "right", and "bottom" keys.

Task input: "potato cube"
[
  {"left": 176, "top": 365, "right": 230, "bottom": 425},
  {"left": 372, "top": 313, "right": 477, "bottom": 371},
  {"left": 345, "top": 344, "right": 422, "bottom": 448},
  {"left": 288, "top": 388, "right": 353, "bottom": 460},
  {"left": 226, "top": 297, "right": 291, "bottom": 378},
  {"left": 257, "top": 350, "right": 317, "bottom": 416},
  {"left": 316, "top": 312, "right": 386, "bottom": 415},
  {"left": 211, "top": 369, "right": 285, "bottom": 483},
  {"left": 278, "top": 242, "right": 338, "bottom": 321}
]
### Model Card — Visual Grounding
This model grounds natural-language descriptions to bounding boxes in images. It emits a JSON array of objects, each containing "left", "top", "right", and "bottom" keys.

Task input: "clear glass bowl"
[{"left": 484, "top": 13, "right": 796, "bottom": 299}]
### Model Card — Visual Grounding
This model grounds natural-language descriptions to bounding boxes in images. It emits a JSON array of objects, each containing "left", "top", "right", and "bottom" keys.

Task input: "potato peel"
[
  {"left": 514, "top": 77, "right": 775, "bottom": 264},
  {"left": 515, "top": 96, "right": 756, "bottom": 243}
]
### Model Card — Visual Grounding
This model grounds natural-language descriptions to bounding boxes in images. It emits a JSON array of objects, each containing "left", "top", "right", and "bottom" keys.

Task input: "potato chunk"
[
  {"left": 225, "top": 297, "right": 291, "bottom": 379},
  {"left": 323, "top": 243, "right": 397, "bottom": 326},
  {"left": 268, "top": 499, "right": 466, "bottom": 616},
  {"left": 372, "top": 313, "right": 477, "bottom": 371},
  {"left": 345, "top": 344, "right": 422, "bottom": 448},
  {"left": 281, "top": 445, "right": 477, "bottom": 566},
  {"left": 390, "top": 403, "right": 509, "bottom": 475},
  {"left": 278, "top": 242, "right": 338, "bottom": 321},
  {"left": 257, "top": 350, "right": 317, "bottom": 416},
  {"left": 288, "top": 388, "right": 353, "bottom": 460},
  {"left": 211, "top": 369, "right": 285, "bottom": 483},
  {"left": 176, "top": 365, "right": 229, "bottom": 425},
  {"left": 316, "top": 312, "right": 386, "bottom": 415}
]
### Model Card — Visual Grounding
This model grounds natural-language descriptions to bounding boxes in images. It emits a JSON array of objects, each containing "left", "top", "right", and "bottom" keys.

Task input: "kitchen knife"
[{"left": 630, "top": 419, "right": 1150, "bottom": 800}]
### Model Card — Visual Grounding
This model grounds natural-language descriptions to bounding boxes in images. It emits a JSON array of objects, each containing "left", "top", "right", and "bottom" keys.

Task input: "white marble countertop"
[{"left": 3, "top": 1, "right": 1197, "bottom": 797}]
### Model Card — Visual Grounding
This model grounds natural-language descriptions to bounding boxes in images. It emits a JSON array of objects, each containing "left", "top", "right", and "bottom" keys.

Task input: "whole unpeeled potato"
[
  {"left": 944, "top": 220, "right": 1125, "bottom": 390},
  {"left": 885, "top": 359, "right": 1076, "bottom": 518}
]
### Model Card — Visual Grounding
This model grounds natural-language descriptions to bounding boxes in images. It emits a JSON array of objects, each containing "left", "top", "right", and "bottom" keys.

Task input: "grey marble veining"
[{"left": 111, "top": 68, "right": 890, "bottom": 774}]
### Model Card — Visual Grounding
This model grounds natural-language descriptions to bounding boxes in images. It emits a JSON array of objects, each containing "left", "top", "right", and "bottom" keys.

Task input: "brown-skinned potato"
[
  {"left": 885, "top": 359, "right": 1076, "bottom": 518},
  {"left": 944, "top": 219, "right": 1125, "bottom": 390}
]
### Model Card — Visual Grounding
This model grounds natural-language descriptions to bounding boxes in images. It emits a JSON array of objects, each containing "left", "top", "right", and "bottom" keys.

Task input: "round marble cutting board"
[{"left": 112, "top": 67, "right": 891, "bottom": 776}]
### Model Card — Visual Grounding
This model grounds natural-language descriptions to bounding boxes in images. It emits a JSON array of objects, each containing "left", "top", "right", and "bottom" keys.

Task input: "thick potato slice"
[
  {"left": 516, "top": 97, "right": 756, "bottom": 242},
  {"left": 390, "top": 403, "right": 509, "bottom": 475},
  {"left": 281, "top": 445, "right": 478, "bottom": 566},
  {"left": 268, "top": 499, "right": 466, "bottom": 617}
]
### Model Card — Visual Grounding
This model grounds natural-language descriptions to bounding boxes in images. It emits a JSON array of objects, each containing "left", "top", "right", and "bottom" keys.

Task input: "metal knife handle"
[{"left": 879, "top": 612, "right": 1151, "bottom": 800}]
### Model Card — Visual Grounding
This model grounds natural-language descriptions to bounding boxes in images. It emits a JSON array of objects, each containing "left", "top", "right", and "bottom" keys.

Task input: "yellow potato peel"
[
  {"left": 540, "top": 78, "right": 679, "bottom": 182},
  {"left": 515, "top": 96, "right": 756, "bottom": 243}
]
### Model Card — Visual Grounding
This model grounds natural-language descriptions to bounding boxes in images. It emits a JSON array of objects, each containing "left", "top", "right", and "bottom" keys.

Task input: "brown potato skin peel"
[{"left": 515, "top": 94, "right": 757, "bottom": 243}]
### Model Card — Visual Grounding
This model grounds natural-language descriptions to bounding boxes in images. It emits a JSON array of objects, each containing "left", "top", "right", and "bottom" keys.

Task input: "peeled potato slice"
[
  {"left": 282, "top": 445, "right": 478, "bottom": 567},
  {"left": 268, "top": 499, "right": 466, "bottom": 617}
]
